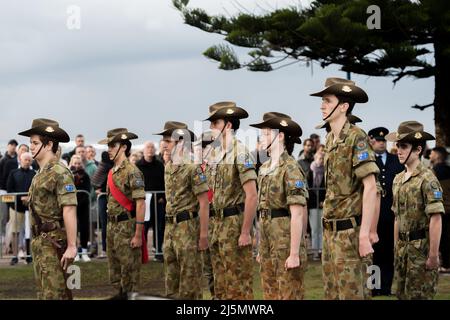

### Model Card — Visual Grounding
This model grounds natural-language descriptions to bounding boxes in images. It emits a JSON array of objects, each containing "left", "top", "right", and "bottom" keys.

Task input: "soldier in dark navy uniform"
[{"left": 368, "top": 127, "right": 404, "bottom": 296}]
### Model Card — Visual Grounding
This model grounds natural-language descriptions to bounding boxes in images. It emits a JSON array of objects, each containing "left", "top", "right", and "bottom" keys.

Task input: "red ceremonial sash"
[{"left": 107, "top": 169, "right": 148, "bottom": 264}]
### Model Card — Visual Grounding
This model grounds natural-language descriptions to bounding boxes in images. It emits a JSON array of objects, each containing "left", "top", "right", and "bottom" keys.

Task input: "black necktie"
[{"left": 376, "top": 154, "right": 383, "bottom": 166}]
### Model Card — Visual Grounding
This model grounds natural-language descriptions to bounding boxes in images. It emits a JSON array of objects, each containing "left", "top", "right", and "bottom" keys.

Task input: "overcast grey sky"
[{"left": 0, "top": 0, "right": 436, "bottom": 155}]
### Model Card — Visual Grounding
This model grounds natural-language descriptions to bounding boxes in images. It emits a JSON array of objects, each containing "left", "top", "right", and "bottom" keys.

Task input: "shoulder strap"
[{"left": 107, "top": 169, "right": 135, "bottom": 212}]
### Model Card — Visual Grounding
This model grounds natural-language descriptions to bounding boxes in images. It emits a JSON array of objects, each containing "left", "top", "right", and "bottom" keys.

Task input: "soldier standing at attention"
[
  {"left": 310, "top": 78, "right": 379, "bottom": 300},
  {"left": 206, "top": 101, "right": 258, "bottom": 300},
  {"left": 18, "top": 118, "right": 78, "bottom": 300},
  {"left": 194, "top": 131, "right": 217, "bottom": 298},
  {"left": 250, "top": 112, "right": 308, "bottom": 300},
  {"left": 155, "top": 121, "right": 210, "bottom": 299},
  {"left": 98, "top": 128, "right": 146, "bottom": 300},
  {"left": 386, "top": 121, "right": 444, "bottom": 300}
]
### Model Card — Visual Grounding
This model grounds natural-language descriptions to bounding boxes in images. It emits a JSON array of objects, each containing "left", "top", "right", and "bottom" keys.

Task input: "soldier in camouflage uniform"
[
  {"left": 250, "top": 112, "right": 308, "bottom": 300},
  {"left": 194, "top": 131, "right": 217, "bottom": 298},
  {"left": 310, "top": 78, "right": 380, "bottom": 300},
  {"left": 386, "top": 121, "right": 444, "bottom": 300},
  {"left": 206, "top": 101, "right": 258, "bottom": 300},
  {"left": 18, "top": 119, "right": 78, "bottom": 300},
  {"left": 98, "top": 128, "right": 146, "bottom": 300},
  {"left": 155, "top": 121, "right": 210, "bottom": 299}
]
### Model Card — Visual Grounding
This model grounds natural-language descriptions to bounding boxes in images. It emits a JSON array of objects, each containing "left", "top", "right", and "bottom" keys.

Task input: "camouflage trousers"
[
  {"left": 394, "top": 239, "right": 438, "bottom": 300},
  {"left": 163, "top": 217, "right": 202, "bottom": 299},
  {"left": 201, "top": 219, "right": 215, "bottom": 298},
  {"left": 322, "top": 225, "right": 372, "bottom": 300},
  {"left": 31, "top": 229, "right": 72, "bottom": 300},
  {"left": 210, "top": 213, "right": 254, "bottom": 300},
  {"left": 106, "top": 219, "right": 141, "bottom": 294},
  {"left": 259, "top": 216, "right": 307, "bottom": 300}
]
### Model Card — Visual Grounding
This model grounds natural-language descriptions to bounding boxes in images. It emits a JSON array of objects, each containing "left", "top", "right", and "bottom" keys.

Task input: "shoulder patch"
[
  {"left": 430, "top": 181, "right": 439, "bottom": 190},
  {"left": 135, "top": 179, "right": 145, "bottom": 188},
  {"left": 434, "top": 191, "right": 443, "bottom": 200},
  {"left": 65, "top": 184, "right": 75, "bottom": 192},
  {"left": 295, "top": 180, "right": 304, "bottom": 189},
  {"left": 244, "top": 159, "right": 254, "bottom": 168},
  {"left": 358, "top": 152, "right": 369, "bottom": 161},
  {"left": 356, "top": 140, "right": 368, "bottom": 151}
]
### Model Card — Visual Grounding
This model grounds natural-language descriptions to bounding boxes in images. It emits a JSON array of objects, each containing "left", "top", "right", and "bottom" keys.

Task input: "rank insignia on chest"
[
  {"left": 244, "top": 160, "right": 253, "bottom": 168},
  {"left": 434, "top": 191, "right": 443, "bottom": 199},
  {"left": 65, "top": 184, "right": 75, "bottom": 192},
  {"left": 358, "top": 152, "right": 369, "bottom": 161},
  {"left": 295, "top": 180, "right": 304, "bottom": 188}
]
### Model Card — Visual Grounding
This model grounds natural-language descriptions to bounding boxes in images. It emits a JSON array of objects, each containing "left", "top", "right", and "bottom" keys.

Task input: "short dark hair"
[
  {"left": 336, "top": 96, "right": 356, "bottom": 115},
  {"left": 39, "top": 136, "right": 59, "bottom": 154},
  {"left": 225, "top": 118, "right": 240, "bottom": 131},
  {"left": 411, "top": 140, "right": 427, "bottom": 158},
  {"left": 75, "top": 145, "right": 85, "bottom": 152},
  {"left": 303, "top": 138, "right": 313, "bottom": 146},
  {"left": 432, "top": 146, "right": 448, "bottom": 161},
  {"left": 284, "top": 136, "right": 295, "bottom": 156},
  {"left": 121, "top": 141, "right": 132, "bottom": 158},
  {"left": 8, "top": 139, "right": 18, "bottom": 146},
  {"left": 310, "top": 134, "right": 319, "bottom": 140},
  {"left": 76, "top": 134, "right": 84, "bottom": 139}
]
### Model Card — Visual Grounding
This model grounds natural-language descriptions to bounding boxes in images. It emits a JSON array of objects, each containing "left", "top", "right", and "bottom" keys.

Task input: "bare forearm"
[
  {"left": 198, "top": 194, "right": 209, "bottom": 238},
  {"left": 371, "top": 193, "right": 380, "bottom": 234},
  {"left": 63, "top": 206, "right": 77, "bottom": 248},
  {"left": 429, "top": 214, "right": 442, "bottom": 257},
  {"left": 242, "top": 182, "right": 257, "bottom": 235},
  {"left": 289, "top": 205, "right": 305, "bottom": 257},
  {"left": 361, "top": 182, "right": 377, "bottom": 238},
  {"left": 134, "top": 200, "right": 145, "bottom": 236},
  {"left": 394, "top": 219, "right": 399, "bottom": 244}
]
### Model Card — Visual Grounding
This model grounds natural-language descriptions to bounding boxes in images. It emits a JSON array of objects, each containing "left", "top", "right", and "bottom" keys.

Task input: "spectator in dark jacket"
[
  {"left": 136, "top": 141, "right": 165, "bottom": 262},
  {"left": 6, "top": 152, "right": 35, "bottom": 265},
  {"left": 91, "top": 151, "right": 114, "bottom": 256},
  {"left": 70, "top": 155, "right": 92, "bottom": 262},
  {"left": 62, "top": 134, "right": 85, "bottom": 164},
  {"left": 430, "top": 147, "right": 450, "bottom": 273},
  {"left": 307, "top": 150, "right": 326, "bottom": 261},
  {"left": 0, "top": 139, "right": 18, "bottom": 241}
]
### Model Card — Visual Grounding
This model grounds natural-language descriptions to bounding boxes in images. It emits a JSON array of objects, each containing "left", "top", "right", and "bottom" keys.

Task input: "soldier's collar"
[
  {"left": 411, "top": 161, "right": 425, "bottom": 178},
  {"left": 41, "top": 158, "right": 58, "bottom": 171},
  {"left": 113, "top": 158, "right": 129, "bottom": 173}
]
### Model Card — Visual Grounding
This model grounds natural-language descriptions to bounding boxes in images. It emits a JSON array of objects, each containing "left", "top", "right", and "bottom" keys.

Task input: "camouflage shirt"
[
  {"left": 29, "top": 158, "right": 77, "bottom": 224},
  {"left": 210, "top": 137, "right": 257, "bottom": 211},
  {"left": 392, "top": 162, "right": 444, "bottom": 233},
  {"left": 257, "top": 151, "right": 308, "bottom": 210},
  {"left": 107, "top": 158, "right": 145, "bottom": 216},
  {"left": 165, "top": 163, "right": 209, "bottom": 217},
  {"left": 323, "top": 121, "right": 379, "bottom": 219}
]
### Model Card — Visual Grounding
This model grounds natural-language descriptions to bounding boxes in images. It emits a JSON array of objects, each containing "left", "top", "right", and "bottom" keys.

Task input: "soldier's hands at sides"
[
  {"left": 60, "top": 246, "right": 77, "bottom": 271},
  {"left": 369, "top": 232, "right": 379, "bottom": 245},
  {"left": 359, "top": 237, "right": 374, "bottom": 258},
  {"left": 285, "top": 255, "right": 300, "bottom": 270},
  {"left": 426, "top": 256, "right": 440, "bottom": 270},
  {"left": 198, "top": 236, "right": 208, "bottom": 251},
  {"left": 238, "top": 233, "right": 252, "bottom": 247},
  {"left": 130, "top": 234, "right": 142, "bottom": 248}
]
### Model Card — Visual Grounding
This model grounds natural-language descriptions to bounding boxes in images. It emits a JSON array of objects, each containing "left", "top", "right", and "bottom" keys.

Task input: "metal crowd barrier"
[
  {"left": 1, "top": 188, "right": 327, "bottom": 260},
  {"left": 0, "top": 190, "right": 92, "bottom": 259}
]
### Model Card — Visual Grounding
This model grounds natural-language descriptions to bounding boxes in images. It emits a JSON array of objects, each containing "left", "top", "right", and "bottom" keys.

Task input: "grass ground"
[{"left": 1, "top": 259, "right": 449, "bottom": 300}]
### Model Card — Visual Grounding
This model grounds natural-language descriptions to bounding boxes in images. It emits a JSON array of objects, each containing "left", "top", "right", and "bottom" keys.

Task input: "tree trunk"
[{"left": 433, "top": 37, "right": 450, "bottom": 147}]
